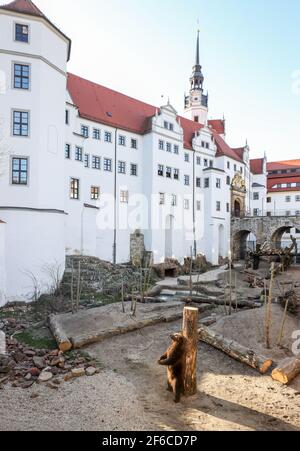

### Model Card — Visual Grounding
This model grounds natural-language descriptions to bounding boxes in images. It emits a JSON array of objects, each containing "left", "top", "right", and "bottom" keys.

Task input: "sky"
[{"left": 34, "top": 0, "right": 300, "bottom": 161}]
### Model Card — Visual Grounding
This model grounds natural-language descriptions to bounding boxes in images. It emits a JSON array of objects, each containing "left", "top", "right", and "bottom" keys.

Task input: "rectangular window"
[
  {"left": 130, "top": 163, "right": 138, "bottom": 176},
  {"left": 70, "top": 178, "right": 79, "bottom": 200},
  {"left": 12, "top": 157, "right": 28, "bottom": 185},
  {"left": 210, "top": 160, "right": 213, "bottom": 167},
  {"left": 131, "top": 139, "right": 137, "bottom": 149},
  {"left": 65, "top": 110, "right": 69, "bottom": 125},
  {"left": 184, "top": 153, "right": 190, "bottom": 162},
  {"left": 164, "top": 121, "right": 168, "bottom": 129},
  {"left": 196, "top": 201, "right": 201, "bottom": 211},
  {"left": 227, "top": 176, "right": 231, "bottom": 185},
  {"left": 158, "top": 164, "right": 164, "bottom": 176},
  {"left": 84, "top": 154, "right": 90, "bottom": 168},
  {"left": 216, "top": 201, "right": 221, "bottom": 212},
  {"left": 120, "top": 190, "right": 129, "bottom": 203},
  {"left": 93, "top": 128, "right": 100, "bottom": 140},
  {"left": 13, "top": 110, "right": 29, "bottom": 136},
  {"left": 184, "top": 175, "right": 190, "bottom": 186},
  {"left": 227, "top": 161, "right": 230, "bottom": 169},
  {"left": 286, "top": 211, "right": 291, "bottom": 216},
  {"left": 267, "top": 197, "right": 272, "bottom": 203},
  {"left": 166, "top": 142, "right": 172, "bottom": 153},
  {"left": 92, "top": 156, "right": 101, "bottom": 170},
  {"left": 286, "top": 196, "right": 291, "bottom": 203},
  {"left": 240, "top": 167, "right": 243, "bottom": 174},
  {"left": 204, "top": 178, "right": 210, "bottom": 188},
  {"left": 104, "top": 158, "right": 112, "bottom": 172},
  {"left": 296, "top": 195, "right": 300, "bottom": 202},
  {"left": 253, "top": 192, "right": 259, "bottom": 200},
  {"left": 119, "top": 135, "right": 126, "bottom": 146},
  {"left": 206, "top": 143, "right": 210, "bottom": 150},
  {"left": 196, "top": 177, "right": 201, "bottom": 188},
  {"left": 15, "top": 24, "right": 29, "bottom": 43},
  {"left": 173, "top": 169, "right": 179, "bottom": 180},
  {"left": 118, "top": 161, "right": 126, "bottom": 174},
  {"left": 184, "top": 199, "right": 190, "bottom": 210},
  {"left": 166, "top": 167, "right": 172, "bottom": 178},
  {"left": 65, "top": 144, "right": 71, "bottom": 159},
  {"left": 171, "top": 194, "right": 177, "bottom": 206},
  {"left": 159, "top": 193, "right": 165, "bottom": 205},
  {"left": 234, "top": 164, "right": 237, "bottom": 172},
  {"left": 159, "top": 140, "right": 164, "bottom": 150},
  {"left": 216, "top": 178, "right": 221, "bottom": 189},
  {"left": 81, "top": 125, "right": 89, "bottom": 138},
  {"left": 14, "top": 64, "right": 29, "bottom": 89},
  {"left": 174, "top": 145, "right": 179, "bottom": 155},
  {"left": 104, "top": 131, "right": 112, "bottom": 143},
  {"left": 196, "top": 156, "right": 201, "bottom": 165},
  {"left": 75, "top": 146, "right": 83, "bottom": 161},
  {"left": 204, "top": 159, "right": 208, "bottom": 167},
  {"left": 169, "top": 123, "right": 174, "bottom": 131},
  {"left": 91, "top": 186, "right": 100, "bottom": 200},
  {"left": 227, "top": 203, "right": 230, "bottom": 213},
  {"left": 254, "top": 209, "right": 259, "bottom": 216}
]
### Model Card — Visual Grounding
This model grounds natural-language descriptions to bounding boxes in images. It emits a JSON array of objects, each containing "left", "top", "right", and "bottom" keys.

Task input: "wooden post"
[
  {"left": 182, "top": 307, "right": 199, "bottom": 396},
  {"left": 189, "top": 247, "right": 193, "bottom": 300},
  {"left": 265, "top": 262, "right": 275, "bottom": 349}
]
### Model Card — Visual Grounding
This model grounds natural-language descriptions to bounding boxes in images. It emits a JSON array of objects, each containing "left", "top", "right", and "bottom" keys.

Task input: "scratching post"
[{"left": 182, "top": 307, "right": 198, "bottom": 396}]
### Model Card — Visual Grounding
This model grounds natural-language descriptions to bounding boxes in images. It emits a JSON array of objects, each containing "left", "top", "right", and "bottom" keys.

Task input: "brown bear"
[{"left": 157, "top": 333, "right": 186, "bottom": 403}]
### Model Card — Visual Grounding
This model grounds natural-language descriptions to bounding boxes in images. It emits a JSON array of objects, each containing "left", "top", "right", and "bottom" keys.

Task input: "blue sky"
[{"left": 36, "top": 0, "right": 300, "bottom": 161}]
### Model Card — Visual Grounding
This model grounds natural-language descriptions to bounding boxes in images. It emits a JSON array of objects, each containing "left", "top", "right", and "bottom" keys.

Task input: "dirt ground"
[{"left": 1, "top": 264, "right": 300, "bottom": 431}]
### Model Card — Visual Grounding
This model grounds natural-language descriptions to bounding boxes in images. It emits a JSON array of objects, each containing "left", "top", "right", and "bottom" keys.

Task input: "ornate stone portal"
[{"left": 231, "top": 173, "right": 247, "bottom": 218}]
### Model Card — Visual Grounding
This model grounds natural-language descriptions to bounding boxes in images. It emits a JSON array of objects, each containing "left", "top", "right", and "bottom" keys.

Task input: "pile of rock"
[{"left": 0, "top": 338, "right": 99, "bottom": 390}]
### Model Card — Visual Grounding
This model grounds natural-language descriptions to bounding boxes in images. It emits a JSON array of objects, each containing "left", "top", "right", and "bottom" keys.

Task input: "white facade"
[{"left": 0, "top": 2, "right": 270, "bottom": 302}]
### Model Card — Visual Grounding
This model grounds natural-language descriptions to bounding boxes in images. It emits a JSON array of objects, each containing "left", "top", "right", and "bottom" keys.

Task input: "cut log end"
[
  {"left": 272, "top": 358, "right": 300, "bottom": 385},
  {"left": 260, "top": 359, "right": 273, "bottom": 375}
]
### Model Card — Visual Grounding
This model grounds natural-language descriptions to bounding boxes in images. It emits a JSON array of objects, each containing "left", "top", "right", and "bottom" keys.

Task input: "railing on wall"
[{"left": 244, "top": 210, "right": 300, "bottom": 218}]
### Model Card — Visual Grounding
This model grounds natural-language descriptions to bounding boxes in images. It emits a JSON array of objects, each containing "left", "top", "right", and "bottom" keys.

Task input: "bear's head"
[{"left": 170, "top": 333, "right": 184, "bottom": 344}]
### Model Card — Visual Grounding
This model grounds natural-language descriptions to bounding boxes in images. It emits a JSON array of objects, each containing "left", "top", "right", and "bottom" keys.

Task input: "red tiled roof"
[
  {"left": 67, "top": 73, "right": 206, "bottom": 150},
  {"left": 0, "top": 0, "right": 71, "bottom": 60},
  {"left": 0, "top": 0, "right": 44, "bottom": 16},
  {"left": 250, "top": 158, "right": 265, "bottom": 175},
  {"left": 208, "top": 119, "right": 225, "bottom": 135},
  {"left": 214, "top": 134, "right": 244, "bottom": 163},
  {"left": 267, "top": 159, "right": 300, "bottom": 172},
  {"left": 67, "top": 73, "right": 245, "bottom": 157},
  {"left": 268, "top": 176, "right": 300, "bottom": 193}
]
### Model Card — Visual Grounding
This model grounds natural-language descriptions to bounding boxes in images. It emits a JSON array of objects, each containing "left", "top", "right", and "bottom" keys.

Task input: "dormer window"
[{"left": 15, "top": 24, "right": 29, "bottom": 43}]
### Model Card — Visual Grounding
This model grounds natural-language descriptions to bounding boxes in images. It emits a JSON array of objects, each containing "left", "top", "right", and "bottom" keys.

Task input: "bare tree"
[
  {"left": 22, "top": 270, "right": 43, "bottom": 301},
  {"left": 42, "top": 261, "right": 63, "bottom": 296}
]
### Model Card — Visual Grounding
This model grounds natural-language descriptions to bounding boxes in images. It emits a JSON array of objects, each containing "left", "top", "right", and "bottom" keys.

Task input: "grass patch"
[{"left": 14, "top": 328, "right": 57, "bottom": 350}]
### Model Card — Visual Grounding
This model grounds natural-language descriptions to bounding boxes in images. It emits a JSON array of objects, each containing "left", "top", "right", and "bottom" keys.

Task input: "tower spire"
[{"left": 196, "top": 29, "right": 200, "bottom": 66}]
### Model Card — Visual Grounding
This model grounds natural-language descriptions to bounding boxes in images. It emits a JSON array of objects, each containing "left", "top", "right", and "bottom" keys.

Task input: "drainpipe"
[
  {"left": 113, "top": 128, "right": 118, "bottom": 264},
  {"left": 193, "top": 149, "right": 197, "bottom": 257}
]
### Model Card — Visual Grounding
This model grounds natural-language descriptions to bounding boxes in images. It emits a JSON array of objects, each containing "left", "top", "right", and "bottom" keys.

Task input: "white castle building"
[{"left": 0, "top": 0, "right": 298, "bottom": 304}]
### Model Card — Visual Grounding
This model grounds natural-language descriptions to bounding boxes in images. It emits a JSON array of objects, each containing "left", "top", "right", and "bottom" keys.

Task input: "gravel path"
[{"left": 0, "top": 370, "right": 150, "bottom": 431}]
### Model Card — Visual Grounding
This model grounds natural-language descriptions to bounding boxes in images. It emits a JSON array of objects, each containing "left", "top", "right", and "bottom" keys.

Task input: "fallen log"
[
  {"left": 48, "top": 314, "right": 72, "bottom": 353},
  {"left": 183, "top": 297, "right": 260, "bottom": 309},
  {"left": 272, "top": 358, "right": 300, "bottom": 385},
  {"left": 198, "top": 326, "right": 273, "bottom": 374}
]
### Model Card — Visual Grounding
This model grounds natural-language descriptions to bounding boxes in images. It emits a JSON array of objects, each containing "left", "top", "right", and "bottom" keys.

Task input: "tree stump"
[{"left": 182, "top": 307, "right": 198, "bottom": 396}]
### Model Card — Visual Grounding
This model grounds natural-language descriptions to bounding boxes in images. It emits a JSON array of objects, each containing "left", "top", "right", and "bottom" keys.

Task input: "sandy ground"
[
  {"left": 0, "top": 370, "right": 150, "bottom": 431},
  {"left": 1, "top": 310, "right": 300, "bottom": 431}
]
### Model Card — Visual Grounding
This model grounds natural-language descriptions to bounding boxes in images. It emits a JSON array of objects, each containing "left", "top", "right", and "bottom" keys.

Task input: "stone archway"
[
  {"left": 232, "top": 230, "right": 252, "bottom": 260},
  {"left": 271, "top": 226, "right": 294, "bottom": 249},
  {"left": 231, "top": 173, "right": 247, "bottom": 218}
]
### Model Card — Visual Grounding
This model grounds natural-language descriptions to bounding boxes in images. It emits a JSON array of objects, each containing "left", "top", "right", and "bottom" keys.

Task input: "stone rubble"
[{"left": 0, "top": 336, "right": 99, "bottom": 390}]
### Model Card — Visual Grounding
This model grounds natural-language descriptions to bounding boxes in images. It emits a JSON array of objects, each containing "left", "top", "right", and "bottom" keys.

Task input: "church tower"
[{"left": 184, "top": 31, "right": 208, "bottom": 125}]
